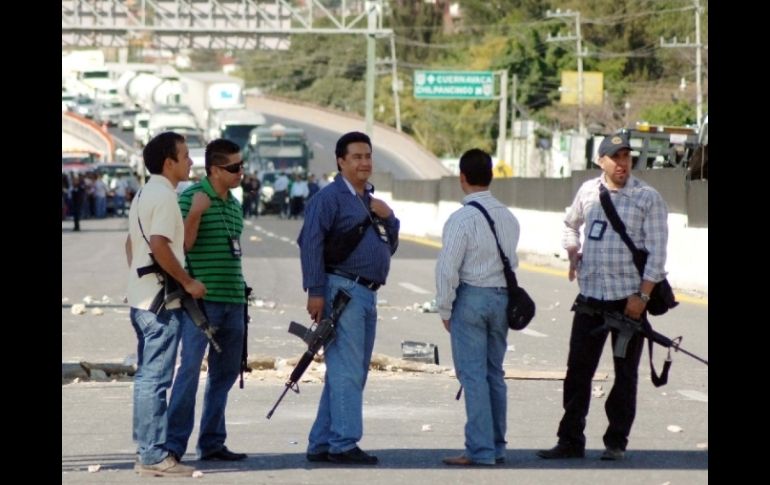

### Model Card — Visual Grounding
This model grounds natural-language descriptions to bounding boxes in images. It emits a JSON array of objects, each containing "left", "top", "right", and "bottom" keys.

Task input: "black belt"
[{"left": 326, "top": 267, "right": 381, "bottom": 291}]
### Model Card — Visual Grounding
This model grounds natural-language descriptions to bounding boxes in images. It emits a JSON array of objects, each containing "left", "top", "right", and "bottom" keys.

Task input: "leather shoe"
[
  {"left": 200, "top": 446, "right": 247, "bottom": 461},
  {"left": 442, "top": 455, "right": 495, "bottom": 466},
  {"left": 328, "top": 446, "right": 378, "bottom": 465},
  {"left": 536, "top": 443, "right": 585, "bottom": 459},
  {"left": 306, "top": 451, "right": 330, "bottom": 462},
  {"left": 600, "top": 447, "right": 625, "bottom": 461}
]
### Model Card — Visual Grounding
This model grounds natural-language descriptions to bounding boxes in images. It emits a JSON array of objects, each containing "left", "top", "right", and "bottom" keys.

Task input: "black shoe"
[
  {"left": 328, "top": 446, "right": 378, "bottom": 465},
  {"left": 536, "top": 443, "right": 585, "bottom": 459},
  {"left": 495, "top": 456, "right": 505, "bottom": 464},
  {"left": 306, "top": 451, "right": 330, "bottom": 462},
  {"left": 200, "top": 446, "right": 247, "bottom": 461},
  {"left": 600, "top": 447, "right": 625, "bottom": 461}
]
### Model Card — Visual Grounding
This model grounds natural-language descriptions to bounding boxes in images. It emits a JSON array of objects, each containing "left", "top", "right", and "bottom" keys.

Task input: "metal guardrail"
[{"left": 62, "top": 112, "right": 114, "bottom": 162}]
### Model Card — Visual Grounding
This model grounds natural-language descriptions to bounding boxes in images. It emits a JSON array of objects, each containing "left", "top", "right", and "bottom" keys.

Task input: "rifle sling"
[{"left": 642, "top": 320, "right": 671, "bottom": 387}]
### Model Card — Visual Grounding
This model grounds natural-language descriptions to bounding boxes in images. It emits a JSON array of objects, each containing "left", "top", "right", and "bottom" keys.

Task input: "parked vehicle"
[{"left": 243, "top": 123, "right": 313, "bottom": 175}]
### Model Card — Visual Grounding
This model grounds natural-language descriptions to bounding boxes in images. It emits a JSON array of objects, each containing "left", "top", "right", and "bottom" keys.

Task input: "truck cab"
[
  {"left": 243, "top": 123, "right": 313, "bottom": 175},
  {"left": 207, "top": 108, "right": 266, "bottom": 150},
  {"left": 589, "top": 123, "right": 699, "bottom": 170}
]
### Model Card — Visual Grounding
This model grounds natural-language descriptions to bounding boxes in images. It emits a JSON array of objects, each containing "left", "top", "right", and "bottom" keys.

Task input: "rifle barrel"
[
  {"left": 266, "top": 384, "right": 292, "bottom": 419},
  {"left": 673, "top": 345, "right": 709, "bottom": 365}
]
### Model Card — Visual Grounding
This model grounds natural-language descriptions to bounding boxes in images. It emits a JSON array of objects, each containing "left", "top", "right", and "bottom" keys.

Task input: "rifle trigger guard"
[{"left": 290, "top": 382, "right": 300, "bottom": 394}]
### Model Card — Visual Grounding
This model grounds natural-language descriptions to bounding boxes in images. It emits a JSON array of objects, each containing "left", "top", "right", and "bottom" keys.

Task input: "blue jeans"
[
  {"left": 307, "top": 274, "right": 377, "bottom": 455},
  {"left": 449, "top": 283, "right": 509, "bottom": 464},
  {"left": 130, "top": 307, "right": 184, "bottom": 466},
  {"left": 167, "top": 301, "right": 244, "bottom": 458}
]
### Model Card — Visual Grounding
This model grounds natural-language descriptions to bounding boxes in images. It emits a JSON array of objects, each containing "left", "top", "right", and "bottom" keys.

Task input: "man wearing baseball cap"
[{"left": 537, "top": 131, "right": 671, "bottom": 462}]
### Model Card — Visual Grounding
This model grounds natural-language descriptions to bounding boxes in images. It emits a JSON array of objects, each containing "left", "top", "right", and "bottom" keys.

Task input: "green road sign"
[{"left": 413, "top": 70, "right": 495, "bottom": 100}]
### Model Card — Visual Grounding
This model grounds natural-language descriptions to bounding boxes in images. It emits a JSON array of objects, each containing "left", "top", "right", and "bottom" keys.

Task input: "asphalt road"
[{"left": 62, "top": 215, "right": 708, "bottom": 484}]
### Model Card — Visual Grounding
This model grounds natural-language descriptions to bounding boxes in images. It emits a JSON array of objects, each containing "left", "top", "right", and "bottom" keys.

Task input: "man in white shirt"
[{"left": 125, "top": 131, "right": 206, "bottom": 477}]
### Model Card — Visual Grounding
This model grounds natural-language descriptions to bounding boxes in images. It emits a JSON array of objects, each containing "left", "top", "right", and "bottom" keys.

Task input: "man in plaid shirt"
[{"left": 537, "top": 133, "right": 669, "bottom": 462}]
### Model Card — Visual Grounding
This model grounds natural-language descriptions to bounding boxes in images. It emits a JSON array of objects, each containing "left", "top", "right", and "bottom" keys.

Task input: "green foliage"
[
  {"left": 639, "top": 100, "right": 696, "bottom": 126},
  {"left": 229, "top": 0, "right": 706, "bottom": 157}
]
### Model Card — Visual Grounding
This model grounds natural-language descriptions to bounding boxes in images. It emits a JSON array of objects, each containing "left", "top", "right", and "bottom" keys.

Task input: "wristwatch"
[{"left": 637, "top": 292, "right": 650, "bottom": 303}]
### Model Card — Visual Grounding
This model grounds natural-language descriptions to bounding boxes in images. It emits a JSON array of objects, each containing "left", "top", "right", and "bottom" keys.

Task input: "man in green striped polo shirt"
[{"left": 167, "top": 138, "right": 249, "bottom": 462}]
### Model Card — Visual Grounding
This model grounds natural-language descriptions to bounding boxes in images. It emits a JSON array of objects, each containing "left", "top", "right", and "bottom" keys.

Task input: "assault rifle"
[
  {"left": 239, "top": 285, "right": 253, "bottom": 389},
  {"left": 573, "top": 300, "right": 708, "bottom": 364},
  {"left": 137, "top": 256, "right": 221, "bottom": 353},
  {"left": 266, "top": 289, "right": 352, "bottom": 419}
]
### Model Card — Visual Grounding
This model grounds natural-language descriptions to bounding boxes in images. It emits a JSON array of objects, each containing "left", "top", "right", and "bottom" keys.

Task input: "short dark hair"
[
  {"left": 205, "top": 138, "right": 241, "bottom": 176},
  {"left": 459, "top": 148, "right": 493, "bottom": 186},
  {"left": 335, "top": 131, "right": 371, "bottom": 170},
  {"left": 143, "top": 131, "right": 185, "bottom": 175}
]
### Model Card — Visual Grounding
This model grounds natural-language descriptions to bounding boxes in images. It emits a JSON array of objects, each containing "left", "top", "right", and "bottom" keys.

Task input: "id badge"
[
  {"left": 373, "top": 219, "right": 389, "bottom": 243},
  {"left": 228, "top": 237, "right": 242, "bottom": 258},
  {"left": 588, "top": 220, "right": 607, "bottom": 240}
]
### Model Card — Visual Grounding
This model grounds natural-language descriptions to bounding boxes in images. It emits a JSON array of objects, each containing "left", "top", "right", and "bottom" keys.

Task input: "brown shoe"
[
  {"left": 135, "top": 455, "right": 195, "bottom": 477},
  {"left": 442, "top": 455, "right": 494, "bottom": 466}
]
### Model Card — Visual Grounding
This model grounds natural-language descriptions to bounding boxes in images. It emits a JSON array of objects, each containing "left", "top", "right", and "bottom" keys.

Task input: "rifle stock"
[{"left": 266, "top": 289, "right": 352, "bottom": 419}]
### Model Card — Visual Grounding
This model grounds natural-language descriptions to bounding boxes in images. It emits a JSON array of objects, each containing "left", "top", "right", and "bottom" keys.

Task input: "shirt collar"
[
  {"left": 147, "top": 174, "right": 175, "bottom": 191},
  {"left": 201, "top": 176, "right": 234, "bottom": 202},
  {"left": 462, "top": 190, "right": 492, "bottom": 205},
  {"left": 336, "top": 173, "right": 374, "bottom": 196},
  {"left": 598, "top": 173, "right": 639, "bottom": 197}
]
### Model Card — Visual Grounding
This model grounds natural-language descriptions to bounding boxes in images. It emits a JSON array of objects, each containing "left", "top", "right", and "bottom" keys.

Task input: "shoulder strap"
[
  {"left": 598, "top": 185, "right": 645, "bottom": 275},
  {"left": 467, "top": 201, "right": 519, "bottom": 289}
]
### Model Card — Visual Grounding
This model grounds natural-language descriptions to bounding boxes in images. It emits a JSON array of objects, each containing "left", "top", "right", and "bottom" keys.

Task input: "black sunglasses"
[{"left": 217, "top": 161, "right": 244, "bottom": 173}]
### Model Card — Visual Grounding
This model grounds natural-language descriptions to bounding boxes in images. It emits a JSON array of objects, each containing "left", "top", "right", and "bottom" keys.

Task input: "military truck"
[
  {"left": 588, "top": 123, "right": 699, "bottom": 170},
  {"left": 243, "top": 123, "right": 313, "bottom": 174}
]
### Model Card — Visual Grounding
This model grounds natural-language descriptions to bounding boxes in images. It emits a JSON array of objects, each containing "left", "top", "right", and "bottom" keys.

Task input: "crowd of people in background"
[{"left": 62, "top": 170, "right": 141, "bottom": 229}]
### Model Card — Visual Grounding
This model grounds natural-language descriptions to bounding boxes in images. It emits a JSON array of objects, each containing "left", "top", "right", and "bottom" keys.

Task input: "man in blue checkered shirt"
[{"left": 538, "top": 133, "right": 670, "bottom": 462}]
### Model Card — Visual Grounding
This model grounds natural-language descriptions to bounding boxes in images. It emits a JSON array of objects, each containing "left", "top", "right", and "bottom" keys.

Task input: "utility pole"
[
  {"left": 497, "top": 70, "right": 508, "bottom": 165},
  {"left": 509, "top": 74, "right": 518, "bottom": 169},
  {"left": 546, "top": 9, "right": 586, "bottom": 135},
  {"left": 389, "top": 34, "right": 402, "bottom": 132},
  {"left": 365, "top": 1, "right": 378, "bottom": 137},
  {"left": 661, "top": 0, "right": 705, "bottom": 123}
]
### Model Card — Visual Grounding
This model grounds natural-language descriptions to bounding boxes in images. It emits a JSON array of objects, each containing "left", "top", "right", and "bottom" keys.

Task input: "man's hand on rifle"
[
  {"left": 184, "top": 278, "right": 207, "bottom": 299},
  {"left": 307, "top": 296, "right": 324, "bottom": 323},
  {"left": 624, "top": 280, "right": 655, "bottom": 320}
]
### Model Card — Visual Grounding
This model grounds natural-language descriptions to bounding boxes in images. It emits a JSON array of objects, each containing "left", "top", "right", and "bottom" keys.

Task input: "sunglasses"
[{"left": 217, "top": 161, "right": 244, "bottom": 174}]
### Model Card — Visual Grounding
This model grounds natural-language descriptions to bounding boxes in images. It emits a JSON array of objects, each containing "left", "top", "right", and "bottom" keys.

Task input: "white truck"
[
  {"left": 123, "top": 71, "right": 185, "bottom": 112},
  {"left": 143, "top": 110, "right": 200, "bottom": 146},
  {"left": 178, "top": 72, "right": 246, "bottom": 135},
  {"left": 208, "top": 108, "right": 267, "bottom": 150}
]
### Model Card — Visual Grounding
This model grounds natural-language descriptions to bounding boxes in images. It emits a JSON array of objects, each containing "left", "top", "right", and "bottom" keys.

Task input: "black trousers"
[{"left": 556, "top": 296, "right": 645, "bottom": 451}]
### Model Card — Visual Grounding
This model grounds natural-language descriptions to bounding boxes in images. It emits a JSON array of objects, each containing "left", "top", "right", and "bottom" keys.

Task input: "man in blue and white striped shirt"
[
  {"left": 435, "top": 148, "right": 520, "bottom": 467},
  {"left": 538, "top": 133, "right": 670, "bottom": 462}
]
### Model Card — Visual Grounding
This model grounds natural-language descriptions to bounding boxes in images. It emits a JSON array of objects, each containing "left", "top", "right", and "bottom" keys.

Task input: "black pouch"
[
  {"left": 504, "top": 267, "right": 536, "bottom": 330},
  {"left": 323, "top": 217, "right": 372, "bottom": 265}
]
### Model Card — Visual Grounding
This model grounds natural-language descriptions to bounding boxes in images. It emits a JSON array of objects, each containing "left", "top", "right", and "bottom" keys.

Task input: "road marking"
[
  {"left": 400, "top": 234, "right": 441, "bottom": 248},
  {"left": 398, "top": 282, "right": 432, "bottom": 294},
  {"left": 519, "top": 328, "right": 548, "bottom": 338},
  {"left": 400, "top": 234, "right": 708, "bottom": 307},
  {"left": 677, "top": 390, "right": 708, "bottom": 402}
]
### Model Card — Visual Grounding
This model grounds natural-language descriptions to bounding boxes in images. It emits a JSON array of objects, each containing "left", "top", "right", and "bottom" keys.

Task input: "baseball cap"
[{"left": 598, "top": 133, "right": 631, "bottom": 157}]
